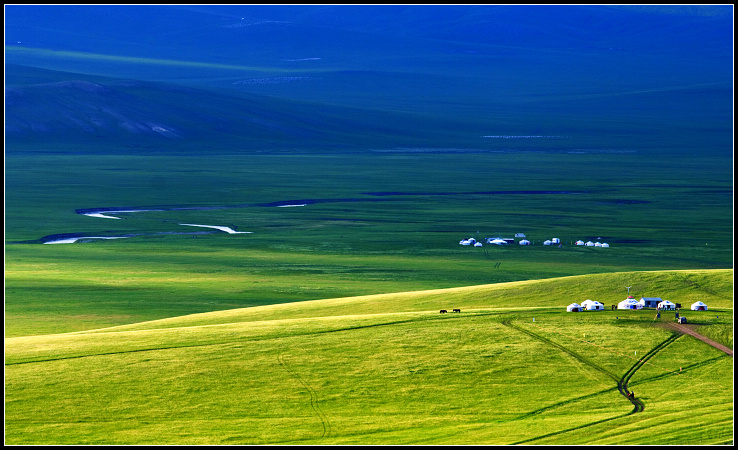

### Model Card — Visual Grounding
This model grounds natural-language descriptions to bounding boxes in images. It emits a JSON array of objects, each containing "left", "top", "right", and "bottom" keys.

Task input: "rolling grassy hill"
[{"left": 4, "top": 270, "right": 733, "bottom": 445}]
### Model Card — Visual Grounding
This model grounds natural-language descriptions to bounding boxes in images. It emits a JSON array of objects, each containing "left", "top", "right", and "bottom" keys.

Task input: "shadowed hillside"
[
  {"left": 5, "top": 65, "right": 478, "bottom": 149},
  {"left": 5, "top": 5, "right": 733, "bottom": 153}
]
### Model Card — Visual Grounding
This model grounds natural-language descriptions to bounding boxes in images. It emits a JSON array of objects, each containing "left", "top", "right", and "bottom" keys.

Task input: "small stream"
[{"left": 15, "top": 190, "right": 592, "bottom": 244}]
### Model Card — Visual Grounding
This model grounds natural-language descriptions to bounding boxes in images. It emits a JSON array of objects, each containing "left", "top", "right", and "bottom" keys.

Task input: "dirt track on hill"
[{"left": 661, "top": 322, "right": 733, "bottom": 356}]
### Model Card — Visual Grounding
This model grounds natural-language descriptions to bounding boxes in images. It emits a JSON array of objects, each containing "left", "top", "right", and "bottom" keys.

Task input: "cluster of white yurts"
[
  {"left": 459, "top": 236, "right": 609, "bottom": 247},
  {"left": 566, "top": 299, "right": 605, "bottom": 312},
  {"left": 567, "top": 296, "right": 709, "bottom": 312},
  {"left": 574, "top": 240, "right": 610, "bottom": 247}
]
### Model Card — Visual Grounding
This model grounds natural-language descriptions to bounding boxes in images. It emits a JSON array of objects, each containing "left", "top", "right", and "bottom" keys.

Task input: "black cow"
[
  {"left": 453, "top": 309, "right": 461, "bottom": 313},
  {"left": 440, "top": 309, "right": 447, "bottom": 313}
]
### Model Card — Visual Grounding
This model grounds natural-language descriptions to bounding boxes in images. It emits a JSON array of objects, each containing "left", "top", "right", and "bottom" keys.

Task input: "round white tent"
[
  {"left": 567, "top": 303, "right": 583, "bottom": 312},
  {"left": 582, "top": 299, "right": 604, "bottom": 311},
  {"left": 657, "top": 300, "right": 676, "bottom": 310},
  {"left": 618, "top": 298, "right": 643, "bottom": 310},
  {"left": 519, "top": 239, "right": 531, "bottom": 245},
  {"left": 691, "top": 301, "right": 708, "bottom": 311}
]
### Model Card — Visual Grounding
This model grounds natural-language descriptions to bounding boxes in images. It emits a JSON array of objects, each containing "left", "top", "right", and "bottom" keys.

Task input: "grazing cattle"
[
  {"left": 439, "top": 309, "right": 447, "bottom": 313},
  {"left": 453, "top": 309, "right": 461, "bottom": 313}
]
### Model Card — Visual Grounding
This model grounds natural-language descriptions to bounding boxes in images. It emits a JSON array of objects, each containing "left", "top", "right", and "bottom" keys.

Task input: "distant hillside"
[
  {"left": 6, "top": 5, "right": 731, "bottom": 62},
  {"left": 4, "top": 64, "right": 477, "bottom": 150},
  {"left": 5, "top": 5, "right": 733, "bottom": 153}
]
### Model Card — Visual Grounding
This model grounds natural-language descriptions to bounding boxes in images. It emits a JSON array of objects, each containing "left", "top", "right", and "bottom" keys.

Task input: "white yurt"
[
  {"left": 474, "top": 242, "right": 483, "bottom": 247},
  {"left": 601, "top": 243, "right": 609, "bottom": 247},
  {"left": 639, "top": 297, "right": 662, "bottom": 308},
  {"left": 618, "top": 298, "right": 643, "bottom": 310},
  {"left": 488, "top": 238, "right": 507, "bottom": 245},
  {"left": 585, "top": 241, "right": 595, "bottom": 246},
  {"left": 575, "top": 240, "right": 585, "bottom": 245},
  {"left": 594, "top": 242, "right": 603, "bottom": 247},
  {"left": 582, "top": 299, "right": 604, "bottom": 311},
  {"left": 519, "top": 239, "right": 531, "bottom": 245},
  {"left": 657, "top": 300, "right": 677, "bottom": 310},
  {"left": 567, "top": 303, "right": 583, "bottom": 312},
  {"left": 460, "top": 240, "right": 471, "bottom": 245},
  {"left": 543, "top": 240, "right": 553, "bottom": 245},
  {"left": 691, "top": 301, "right": 708, "bottom": 311}
]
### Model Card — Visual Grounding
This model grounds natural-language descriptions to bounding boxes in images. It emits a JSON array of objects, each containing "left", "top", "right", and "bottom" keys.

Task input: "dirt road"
[{"left": 662, "top": 322, "right": 733, "bottom": 356}]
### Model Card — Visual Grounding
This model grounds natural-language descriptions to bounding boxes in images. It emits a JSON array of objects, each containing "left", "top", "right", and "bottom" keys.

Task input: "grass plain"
[
  {"left": 5, "top": 148, "right": 733, "bottom": 336},
  {"left": 4, "top": 7, "right": 733, "bottom": 443},
  {"left": 5, "top": 147, "right": 733, "bottom": 444},
  {"left": 5, "top": 270, "right": 733, "bottom": 445}
]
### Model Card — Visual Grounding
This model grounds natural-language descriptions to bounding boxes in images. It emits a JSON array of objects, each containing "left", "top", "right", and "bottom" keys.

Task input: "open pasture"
[
  {"left": 4, "top": 270, "right": 733, "bottom": 445},
  {"left": 4, "top": 6, "right": 732, "bottom": 445},
  {"left": 5, "top": 149, "right": 733, "bottom": 336}
]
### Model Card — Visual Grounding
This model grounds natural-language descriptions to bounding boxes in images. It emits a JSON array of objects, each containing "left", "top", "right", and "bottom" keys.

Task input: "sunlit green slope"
[{"left": 5, "top": 270, "right": 732, "bottom": 445}]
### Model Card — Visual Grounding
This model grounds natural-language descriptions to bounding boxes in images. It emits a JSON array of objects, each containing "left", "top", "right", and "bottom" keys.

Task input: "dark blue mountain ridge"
[
  {"left": 5, "top": 5, "right": 731, "bottom": 57},
  {"left": 4, "top": 64, "right": 485, "bottom": 150},
  {"left": 4, "top": 5, "right": 733, "bottom": 153}
]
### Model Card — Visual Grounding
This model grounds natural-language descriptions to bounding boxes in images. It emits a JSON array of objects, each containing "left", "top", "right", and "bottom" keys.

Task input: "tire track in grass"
[
  {"left": 529, "top": 322, "right": 729, "bottom": 389},
  {"left": 501, "top": 319, "right": 620, "bottom": 382},
  {"left": 4, "top": 312, "right": 490, "bottom": 366},
  {"left": 277, "top": 352, "right": 331, "bottom": 441},
  {"left": 4, "top": 316, "right": 429, "bottom": 366},
  {"left": 519, "top": 334, "right": 699, "bottom": 445},
  {"left": 502, "top": 319, "right": 629, "bottom": 444},
  {"left": 505, "top": 321, "right": 681, "bottom": 444},
  {"left": 617, "top": 333, "right": 681, "bottom": 413},
  {"left": 514, "top": 387, "right": 615, "bottom": 420}
]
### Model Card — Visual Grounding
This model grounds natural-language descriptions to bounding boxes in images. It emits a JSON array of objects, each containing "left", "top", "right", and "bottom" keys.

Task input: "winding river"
[{"left": 19, "top": 190, "right": 591, "bottom": 244}]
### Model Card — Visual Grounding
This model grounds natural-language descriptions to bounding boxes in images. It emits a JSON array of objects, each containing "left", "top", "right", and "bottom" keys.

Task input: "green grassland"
[
  {"left": 5, "top": 149, "right": 733, "bottom": 336},
  {"left": 4, "top": 14, "right": 733, "bottom": 443},
  {"left": 5, "top": 270, "right": 733, "bottom": 445},
  {"left": 5, "top": 148, "right": 732, "bottom": 444}
]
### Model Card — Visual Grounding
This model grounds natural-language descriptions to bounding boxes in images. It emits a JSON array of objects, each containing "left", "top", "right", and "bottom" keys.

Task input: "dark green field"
[{"left": 5, "top": 147, "right": 733, "bottom": 336}]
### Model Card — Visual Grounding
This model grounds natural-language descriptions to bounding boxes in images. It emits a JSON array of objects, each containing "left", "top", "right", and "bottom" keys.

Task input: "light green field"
[{"left": 5, "top": 270, "right": 733, "bottom": 445}]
